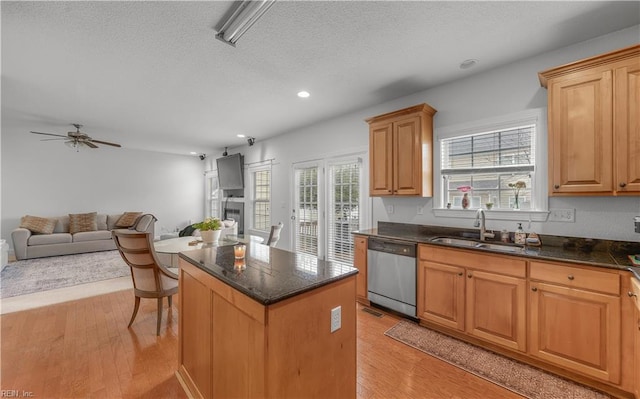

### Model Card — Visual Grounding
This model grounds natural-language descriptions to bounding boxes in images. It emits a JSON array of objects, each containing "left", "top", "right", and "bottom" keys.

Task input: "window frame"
[
  {"left": 249, "top": 164, "right": 272, "bottom": 232},
  {"left": 433, "top": 108, "right": 549, "bottom": 222}
]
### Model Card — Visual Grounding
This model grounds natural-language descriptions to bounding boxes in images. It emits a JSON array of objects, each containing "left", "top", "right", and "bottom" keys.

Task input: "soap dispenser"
[{"left": 514, "top": 223, "right": 526, "bottom": 245}]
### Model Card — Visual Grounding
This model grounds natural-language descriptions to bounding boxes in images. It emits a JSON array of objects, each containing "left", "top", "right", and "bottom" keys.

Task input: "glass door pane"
[
  {"left": 327, "top": 161, "right": 360, "bottom": 264},
  {"left": 293, "top": 165, "right": 320, "bottom": 256}
]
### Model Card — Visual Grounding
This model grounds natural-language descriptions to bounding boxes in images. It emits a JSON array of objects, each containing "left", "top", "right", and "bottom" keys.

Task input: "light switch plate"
[
  {"left": 331, "top": 306, "right": 341, "bottom": 333},
  {"left": 386, "top": 205, "right": 394, "bottom": 214}
]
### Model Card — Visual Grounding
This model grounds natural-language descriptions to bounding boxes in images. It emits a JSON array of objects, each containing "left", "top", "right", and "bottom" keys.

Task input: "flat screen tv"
[{"left": 216, "top": 153, "right": 244, "bottom": 190}]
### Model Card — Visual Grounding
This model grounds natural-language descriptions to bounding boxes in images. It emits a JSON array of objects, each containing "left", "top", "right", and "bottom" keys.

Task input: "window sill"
[{"left": 433, "top": 208, "right": 549, "bottom": 222}]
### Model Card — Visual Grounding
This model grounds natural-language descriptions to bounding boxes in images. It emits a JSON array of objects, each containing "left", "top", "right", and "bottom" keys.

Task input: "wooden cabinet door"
[
  {"left": 529, "top": 282, "right": 621, "bottom": 383},
  {"left": 466, "top": 270, "right": 526, "bottom": 352},
  {"left": 393, "top": 115, "right": 422, "bottom": 195},
  {"left": 369, "top": 121, "right": 394, "bottom": 196},
  {"left": 548, "top": 69, "right": 613, "bottom": 194},
  {"left": 615, "top": 58, "right": 640, "bottom": 194},
  {"left": 353, "top": 235, "right": 369, "bottom": 304},
  {"left": 417, "top": 261, "right": 465, "bottom": 331}
]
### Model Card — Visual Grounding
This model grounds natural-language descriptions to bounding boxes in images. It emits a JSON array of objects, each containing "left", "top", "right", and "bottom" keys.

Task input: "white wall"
[
  {"left": 234, "top": 25, "right": 640, "bottom": 248},
  {"left": 1, "top": 125, "right": 205, "bottom": 251}
]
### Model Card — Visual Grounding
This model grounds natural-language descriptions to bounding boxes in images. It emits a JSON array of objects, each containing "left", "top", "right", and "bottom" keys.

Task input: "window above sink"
[{"left": 433, "top": 108, "right": 549, "bottom": 222}]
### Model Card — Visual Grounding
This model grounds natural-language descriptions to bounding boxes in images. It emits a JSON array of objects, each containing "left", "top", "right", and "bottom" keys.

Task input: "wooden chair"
[
  {"left": 266, "top": 222, "right": 284, "bottom": 247},
  {"left": 112, "top": 230, "right": 178, "bottom": 336}
]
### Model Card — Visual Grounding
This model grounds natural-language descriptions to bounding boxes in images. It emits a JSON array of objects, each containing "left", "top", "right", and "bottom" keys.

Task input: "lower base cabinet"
[
  {"left": 418, "top": 245, "right": 635, "bottom": 396},
  {"left": 417, "top": 245, "right": 527, "bottom": 352},
  {"left": 529, "top": 261, "right": 621, "bottom": 384}
]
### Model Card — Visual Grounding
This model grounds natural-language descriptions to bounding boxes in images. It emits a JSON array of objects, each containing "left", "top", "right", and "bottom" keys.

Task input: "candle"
[{"left": 234, "top": 244, "right": 246, "bottom": 259}]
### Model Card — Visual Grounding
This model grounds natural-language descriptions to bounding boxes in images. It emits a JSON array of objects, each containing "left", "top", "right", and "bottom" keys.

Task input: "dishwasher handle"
[{"left": 367, "top": 238, "right": 416, "bottom": 257}]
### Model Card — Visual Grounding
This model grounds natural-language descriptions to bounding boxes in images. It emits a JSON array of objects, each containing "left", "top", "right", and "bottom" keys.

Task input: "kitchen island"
[{"left": 175, "top": 241, "right": 358, "bottom": 399}]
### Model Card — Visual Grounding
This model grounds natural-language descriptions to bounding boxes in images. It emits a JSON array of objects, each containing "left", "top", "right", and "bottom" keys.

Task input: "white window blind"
[
  {"left": 252, "top": 169, "right": 271, "bottom": 231},
  {"left": 441, "top": 125, "right": 535, "bottom": 210},
  {"left": 327, "top": 160, "right": 361, "bottom": 264}
]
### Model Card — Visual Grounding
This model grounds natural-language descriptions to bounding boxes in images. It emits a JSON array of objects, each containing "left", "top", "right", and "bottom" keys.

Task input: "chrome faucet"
[{"left": 474, "top": 209, "right": 495, "bottom": 241}]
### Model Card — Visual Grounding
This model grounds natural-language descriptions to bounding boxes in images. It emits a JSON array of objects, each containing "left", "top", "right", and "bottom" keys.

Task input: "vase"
[
  {"left": 461, "top": 193, "right": 469, "bottom": 209},
  {"left": 513, "top": 194, "right": 520, "bottom": 210},
  {"left": 201, "top": 229, "right": 221, "bottom": 244}
]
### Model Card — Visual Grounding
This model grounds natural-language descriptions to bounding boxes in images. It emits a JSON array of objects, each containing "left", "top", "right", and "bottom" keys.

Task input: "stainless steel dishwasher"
[{"left": 367, "top": 237, "right": 417, "bottom": 317}]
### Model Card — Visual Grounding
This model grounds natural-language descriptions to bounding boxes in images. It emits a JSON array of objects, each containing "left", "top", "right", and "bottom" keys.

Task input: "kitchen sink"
[{"left": 430, "top": 237, "right": 524, "bottom": 254}]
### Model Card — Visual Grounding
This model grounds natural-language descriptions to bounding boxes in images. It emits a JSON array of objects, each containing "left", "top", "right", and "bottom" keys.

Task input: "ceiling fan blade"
[
  {"left": 91, "top": 139, "right": 122, "bottom": 148},
  {"left": 30, "top": 131, "right": 67, "bottom": 138},
  {"left": 40, "top": 138, "right": 67, "bottom": 141},
  {"left": 84, "top": 141, "right": 99, "bottom": 149}
]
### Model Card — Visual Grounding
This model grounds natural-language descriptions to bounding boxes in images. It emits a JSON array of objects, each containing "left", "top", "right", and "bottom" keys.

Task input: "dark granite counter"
[
  {"left": 179, "top": 241, "right": 358, "bottom": 305},
  {"left": 354, "top": 222, "right": 640, "bottom": 278}
]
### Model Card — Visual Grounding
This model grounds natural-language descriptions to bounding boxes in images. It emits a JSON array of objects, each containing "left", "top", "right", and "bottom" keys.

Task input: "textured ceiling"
[{"left": 2, "top": 1, "right": 639, "bottom": 155}]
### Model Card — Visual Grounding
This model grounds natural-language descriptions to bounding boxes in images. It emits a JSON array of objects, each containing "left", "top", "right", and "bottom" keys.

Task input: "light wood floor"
[{"left": 1, "top": 290, "right": 520, "bottom": 398}]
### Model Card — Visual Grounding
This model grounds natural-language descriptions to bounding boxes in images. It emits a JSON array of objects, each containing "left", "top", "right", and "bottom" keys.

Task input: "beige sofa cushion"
[
  {"left": 28, "top": 233, "right": 72, "bottom": 245},
  {"left": 73, "top": 230, "right": 113, "bottom": 242},
  {"left": 115, "top": 212, "right": 143, "bottom": 228},
  {"left": 20, "top": 215, "right": 57, "bottom": 234},
  {"left": 69, "top": 212, "right": 98, "bottom": 234}
]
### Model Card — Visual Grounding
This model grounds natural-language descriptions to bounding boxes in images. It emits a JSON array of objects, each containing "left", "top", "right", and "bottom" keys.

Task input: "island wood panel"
[
  {"left": 178, "top": 268, "right": 212, "bottom": 399},
  {"left": 266, "top": 277, "right": 357, "bottom": 399},
  {"left": 177, "top": 257, "right": 357, "bottom": 399}
]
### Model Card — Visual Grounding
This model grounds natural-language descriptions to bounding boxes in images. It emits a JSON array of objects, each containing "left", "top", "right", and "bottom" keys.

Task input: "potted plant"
[{"left": 192, "top": 217, "right": 222, "bottom": 243}]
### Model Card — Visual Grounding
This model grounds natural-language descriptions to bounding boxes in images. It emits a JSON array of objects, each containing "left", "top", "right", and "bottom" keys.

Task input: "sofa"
[{"left": 12, "top": 212, "right": 156, "bottom": 260}]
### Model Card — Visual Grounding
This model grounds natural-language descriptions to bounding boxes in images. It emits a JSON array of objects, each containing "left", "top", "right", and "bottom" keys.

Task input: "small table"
[{"left": 154, "top": 235, "right": 264, "bottom": 267}]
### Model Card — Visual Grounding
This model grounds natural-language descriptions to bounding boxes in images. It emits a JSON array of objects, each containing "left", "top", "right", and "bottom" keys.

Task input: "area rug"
[
  {"left": 385, "top": 320, "right": 611, "bottom": 399},
  {"left": 0, "top": 251, "right": 130, "bottom": 299}
]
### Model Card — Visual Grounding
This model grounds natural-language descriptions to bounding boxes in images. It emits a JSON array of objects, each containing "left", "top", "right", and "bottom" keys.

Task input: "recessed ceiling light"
[
  {"left": 237, "top": 134, "right": 246, "bottom": 138},
  {"left": 297, "top": 91, "right": 310, "bottom": 98},
  {"left": 189, "top": 151, "right": 197, "bottom": 155},
  {"left": 460, "top": 59, "right": 479, "bottom": 70}
]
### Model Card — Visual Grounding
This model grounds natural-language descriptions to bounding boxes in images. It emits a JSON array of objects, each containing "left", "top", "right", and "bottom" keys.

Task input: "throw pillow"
[
  {"left": 115, "top": 212, "right": 143, "bottom": 228},
  {"left": 69, "top": 212, "right": 98, "bottom": 234},
  {"left": 20, "top": 215, "right": 57, "bottom": 234}
]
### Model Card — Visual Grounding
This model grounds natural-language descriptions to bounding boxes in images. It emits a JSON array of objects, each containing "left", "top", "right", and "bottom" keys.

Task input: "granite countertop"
[
  {"left": 179, "top": 241, "right": 358, "bottom": 305},
  {"left": 354, "top": 222, "right": 640, "bottom": 279}
]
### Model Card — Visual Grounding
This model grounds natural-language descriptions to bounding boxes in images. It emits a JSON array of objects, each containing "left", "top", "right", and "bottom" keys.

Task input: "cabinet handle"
[
  {"left": 629, "top": 291, "right": 638, "bottom": 299},
  {"left": 567, "top": 275, "right": 574, "bottom": 280},
  {"left": 467, "top": 273, "right": 472, "bottom": 278},
  {"left": 554, "top": 184, "right": 560, "bottom": 189},
  {"left": 457, "top": 272, "right": 463, "bottom": 276},
  {"left": 619, "top": 182, "right": 627, "bottom": 188},
  {"left": 531, "top": 287, "right": 538, "bottom": 292}
]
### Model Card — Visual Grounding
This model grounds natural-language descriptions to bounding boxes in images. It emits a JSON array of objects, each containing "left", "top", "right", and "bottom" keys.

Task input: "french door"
[{"left": 292, "top": 155, "right": 365, "bottom": 263}]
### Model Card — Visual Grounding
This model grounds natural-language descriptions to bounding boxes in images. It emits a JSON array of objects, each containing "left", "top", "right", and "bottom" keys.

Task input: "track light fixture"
[
  {"left": 215, "top": 0, "right": 276, "bottom": 47},
  {"left": 222, "top": 147, "right": 228, "bottom": 156},
  {"left": 199, "top": 154, "right": 207, "bottom": 160},
  {"left": 247, "top": 137, "right": 255, "bottom": 146}
]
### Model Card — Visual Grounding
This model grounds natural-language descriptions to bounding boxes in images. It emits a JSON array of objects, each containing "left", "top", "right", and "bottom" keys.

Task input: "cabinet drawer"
[
  {"left": 631, "top": 276, "right": 640, "bottom": 312},
  {"left": 419, "top": 244, "right": 526, "bottom": 278},
  {"left": 530, "top": 261, "right": 619, "bottom": 295}
]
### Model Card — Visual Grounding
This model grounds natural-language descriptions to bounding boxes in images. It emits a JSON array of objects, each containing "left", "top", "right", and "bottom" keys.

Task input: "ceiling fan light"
[{"left": 65, "top": 140, "right": 80, "bottom": 151}]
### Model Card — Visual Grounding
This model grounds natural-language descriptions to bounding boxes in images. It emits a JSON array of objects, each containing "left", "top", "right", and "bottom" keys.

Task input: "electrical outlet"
[
  {"left": 330, "top": 306, "right": 341, "bottom": 333},
  {"left": 386, "top": 205, "right": 394, "bottom": 214},
  {"left": 548, "top": 208, "right": 575, "bottom": 222},
  {"left": 417, "top": 205, "right": 424, "bottom": 215}
]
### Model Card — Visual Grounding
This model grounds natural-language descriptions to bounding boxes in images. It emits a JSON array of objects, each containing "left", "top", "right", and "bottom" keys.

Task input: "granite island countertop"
[
  {"left": 179, "top": 241, "right": 358, "bottom": 305},
  {"left": 354, "top": 222, "right": 640, "bottom": 279}
]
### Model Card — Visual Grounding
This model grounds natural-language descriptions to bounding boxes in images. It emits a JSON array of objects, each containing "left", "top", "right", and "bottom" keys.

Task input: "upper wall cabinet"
[
  {"left": 366, "top": 103, "right": 437, "bottom": 196},
  {"left": 539, "top": 44, "right": 640, "bottom": 196}
]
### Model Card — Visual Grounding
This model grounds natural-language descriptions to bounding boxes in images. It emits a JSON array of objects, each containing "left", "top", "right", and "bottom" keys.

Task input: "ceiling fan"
[{"left": 29, "top": 123, "right": 122, "bottom": 150}]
